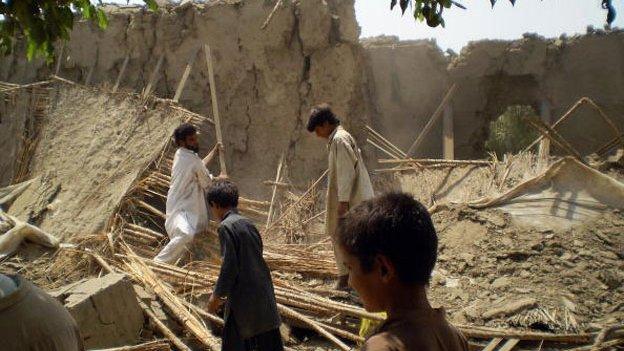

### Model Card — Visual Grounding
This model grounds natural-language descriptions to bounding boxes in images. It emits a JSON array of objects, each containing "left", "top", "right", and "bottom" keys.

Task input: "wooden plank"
[
  {"left": 173, "top": 47, "right": 200, "bottom": 102},
  {"left": 266, "top": 152, "right": 285, "bottom": 229},
  {"left": 55, "top": 43, "right": 65, "bottom": 75},
  {"left": 537, "top": 100, "right": 551, "bottom": 166},
  {"left": 443, "top": 104, "right": 454, "bottom": 160},
  {"left": 142, "top": 53, "right": 165, "bottom": 99},
  {"left": 112, "top": 55, "right": 130, "bottom": 93},
  {"left": 481, "top": 337, "right": 503, "bottom": 351},
  {"left": 204, "top": 44, "right": 228, "bottom": 175},
  {"left": 407, "top": 84, "right": 457, "bottom": 157},
  {"left": 498, "top": 339, "right": 520, "bottom": 351}
]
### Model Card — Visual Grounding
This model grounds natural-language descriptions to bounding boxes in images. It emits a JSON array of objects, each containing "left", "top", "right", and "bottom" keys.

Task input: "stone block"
[{"left": 55, "top": 273, "right": 144, "bottom": 349}]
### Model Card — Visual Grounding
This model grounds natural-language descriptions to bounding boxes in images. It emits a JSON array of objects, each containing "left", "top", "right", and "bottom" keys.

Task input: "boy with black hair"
[
  {"left": 307, "top": 103, "right": 374, "bottom": 290},
  {"left": 206, "top": 179, "right": 283, "bottom": 351},
  {"left": 338, "top": 192, "right": 468, "bottom": 351}
]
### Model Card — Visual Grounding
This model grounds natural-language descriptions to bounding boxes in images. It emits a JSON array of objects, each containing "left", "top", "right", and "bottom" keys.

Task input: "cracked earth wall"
[
  {"left": 0, "top": 0, "right": 371, "bottom": 198},
  {"left": 364, "top": 31, "right": 624, "bottom": 159}
]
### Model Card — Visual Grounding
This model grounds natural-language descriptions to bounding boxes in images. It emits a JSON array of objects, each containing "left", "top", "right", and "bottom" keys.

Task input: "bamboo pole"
[
  {"left": 143, "top": 53, "right": 165, "bottom": 99},
  {"left": 524, "top": 117, "right": 583, "bottom": 161},
  {"left": 90, "top": 340, "right": 171, "bottom": 351},
  {"left": 139, "top": 300, "right": 192, "bottom": 351},
  {"left": 265, "top": 169, "right": 328, "bottom": 233},
  {"left": 379, "top": 158, "right": 491, "bottom": 165},
  {"left": 277, "top": 304, "right": 350, "bottom": 351},
  {"left": 173, "top": 47, "right": 199, "bottom": 103},
  {"left": 112, "top": 56, "right": 130, "bottom": 93},
  {"left": 365, "top": 125, "right": 407, "bottom": 158},
  {"left": 524, "top": 97, "right": 586, "bottom": 152},
  {"left": 55, "top": 43, "right": 65, "bottom": 75},
  {"left": 407, "top": 84, "right": 457, "bottom": 156},
  {"left": 266, "top": 152, "right": 285, "bottom": 229},
  {"left": 204, "top": 44, "right": 227, "bottom": 175},
  {"left": 443, "top": 105, "right": 454, "bottom": 160},
  {"left": 367, "top": 138, "right": 402, "bottom": 160}
]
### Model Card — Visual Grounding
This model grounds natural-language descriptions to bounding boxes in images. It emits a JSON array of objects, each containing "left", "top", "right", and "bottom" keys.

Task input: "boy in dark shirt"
[
  {"left": 206, "top": 180, "right": 283, "bottom": 351},
  {"left": 338, "top": 192, "right": 469, "bottom": 351}
]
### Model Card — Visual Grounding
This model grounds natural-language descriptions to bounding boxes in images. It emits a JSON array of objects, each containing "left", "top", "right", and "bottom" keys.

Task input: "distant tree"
[
  {"left": 390, "top": 0, "right": 617, "bottom": 28},
  {"left": 0, "top": 0, "right": 157, "bottom": 62},
  {"left": 485, "top": 105, "right": 539, "bottom": 157}
]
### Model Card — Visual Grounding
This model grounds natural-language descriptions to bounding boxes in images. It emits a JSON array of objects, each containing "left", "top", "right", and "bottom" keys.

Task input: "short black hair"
[
  {"left": 206, "top": 179, "right": 239, "bottom": 208},
  {"left": 338, "top": 192, "right": 438, "bottom": 286},
  {"left": 306, "top": 103, "right": 340, "bottom": 132},
  {"left": 173, "top": 123, "right": 197, "bottom": 144}
]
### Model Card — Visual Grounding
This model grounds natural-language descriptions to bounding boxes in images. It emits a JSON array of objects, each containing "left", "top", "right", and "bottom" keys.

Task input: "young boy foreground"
[
  {"left": 338, "top": 192, "right": 468, "bottom": 351},
  {"left": 206, "top": 180, "right": 283, "bottom": 351}
]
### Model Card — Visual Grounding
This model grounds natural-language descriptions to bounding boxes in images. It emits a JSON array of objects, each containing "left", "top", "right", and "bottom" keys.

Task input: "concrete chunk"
[{"left": 57, "top": 273, "right": 144, "bottom": 349}]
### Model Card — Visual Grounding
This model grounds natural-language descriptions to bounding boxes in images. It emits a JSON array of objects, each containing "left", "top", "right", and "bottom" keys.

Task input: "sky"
[
  {"left": 112, "top": 0, "right": 624, "bottom": 52},
  {"left": 356, "top": 0, "right": 624, "bottom": 51}
]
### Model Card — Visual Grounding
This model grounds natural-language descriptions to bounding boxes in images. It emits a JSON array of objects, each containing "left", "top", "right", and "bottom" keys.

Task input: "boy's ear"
[{"left": 375, "top": 255, "right": 396, "bottom": 284}]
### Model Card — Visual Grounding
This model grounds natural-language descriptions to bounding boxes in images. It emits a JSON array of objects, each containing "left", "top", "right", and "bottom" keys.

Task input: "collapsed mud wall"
[
  {"left": 0, "top": 0, "right": 371, "bottom": 199},
  {"left": 364, "top": 31, "right": 624, "bottom": 159},
  {"left": 363, "top": 37, "right": 450, "bottom": 157}
]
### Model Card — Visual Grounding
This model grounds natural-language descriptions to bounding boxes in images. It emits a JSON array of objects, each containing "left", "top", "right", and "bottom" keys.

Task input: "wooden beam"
[
  {"left": 443, "top": 104, "right": 454, "bottom": 160},
  {"left": 498, "top": 339, "right": 520, "bottom": 351},
  {"left": 142, "top": 53, "right": 165, "bottom": 99},
  {"left": 481, "top": 338, "right": 503, "bottom": 351},
  {"left": 173, "top": 47, "right": 199, "bottom": 103},
  {"left": 407, "top": 84, "right": 457, "bottom": 157},
  {"left": 112, "top": 56, "right": 130, "bottom": 93},
  {"left": 54, "top": 43, "right": 65, "bottom": 76},
  {"left": 266, "top": 152, "right": 285, "bottom": 229},
  {"left": 537, "top": 100, "right": 551, "bottom": 166},
  {"left": 204, "top": 44, "right": 228, "bottom": 175}
]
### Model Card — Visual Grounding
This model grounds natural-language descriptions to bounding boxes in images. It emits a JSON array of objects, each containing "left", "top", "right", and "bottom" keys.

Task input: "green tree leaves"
[
  {"left": 391, "top": 0, "right": 615, "bottom": 28},
  {"left": 0, "top": 0, "right": 156, "bottom": 62}
]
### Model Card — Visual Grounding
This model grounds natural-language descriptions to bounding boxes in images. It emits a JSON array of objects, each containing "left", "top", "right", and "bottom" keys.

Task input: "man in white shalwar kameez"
[
  {"left": 307, "top": 104, "right": 374, "bottom": 290},
  {"left": 154, "top": 123, "right": 224, "bottom": 264}
]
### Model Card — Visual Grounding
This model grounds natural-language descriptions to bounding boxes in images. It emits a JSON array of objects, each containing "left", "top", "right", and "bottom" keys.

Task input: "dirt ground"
[{"left": 429, "top": 205, "right": 624, "bottom": 333}]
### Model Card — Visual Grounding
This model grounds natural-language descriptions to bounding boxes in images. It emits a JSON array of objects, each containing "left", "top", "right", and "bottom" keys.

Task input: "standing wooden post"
[
  {"left": 443, "top": 105, "right": 454, "bottom": 160},
  {"left": 266, "top": 152, "right": 285, "bottom": 229},
  {"left": 538, "top": 100, "right": 551, "bottom": 166},
  {"left": 142, "top": 53, "right": 165, "bottom": 99},
  {"left": 407, "top": 84, "right": 457, "bottom": 157},
  {"left": 54, "top": 43, "right": 65, "bottom": 76},
  {"left": 204, "top": 44, "right": 227, "bottom": 175},
  {"left": 112, "top": 55, "right": 130, "bottom": 93},
  {"left": 173, "top": 47, "right": 200, "bottom": 103},
  {"left": 85, "top": 64, "right": 95, "bottom": 85}
]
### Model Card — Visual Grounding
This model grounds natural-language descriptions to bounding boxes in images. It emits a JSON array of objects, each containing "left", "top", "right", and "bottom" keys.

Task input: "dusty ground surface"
[{"left": 430, "top": 205, "right": 624, "bottom": 333}]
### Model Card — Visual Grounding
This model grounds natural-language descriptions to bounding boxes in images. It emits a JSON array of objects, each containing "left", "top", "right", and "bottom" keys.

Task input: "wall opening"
[{"left": 485, "top": 104, "right": 539, "bottom": 157}]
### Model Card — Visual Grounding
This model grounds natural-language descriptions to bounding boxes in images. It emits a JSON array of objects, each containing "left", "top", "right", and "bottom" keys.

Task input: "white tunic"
[
  {"left": 155, "top": 147, "right": 212, "bottom": 263},
  {"left": 325, "top": 126, "right": 374, "bottom": 274}
]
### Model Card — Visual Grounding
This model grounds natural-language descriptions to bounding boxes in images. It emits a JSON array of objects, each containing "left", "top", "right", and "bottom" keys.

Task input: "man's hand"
[
  {"left": 207, "top": 293, "right": 225, "bottom": 315},
  {"left": 203, "top": 142, "right": 223, "bottom": 166},
  {"left": 338, "top": 201, "right": 350, "bottom": 218}
]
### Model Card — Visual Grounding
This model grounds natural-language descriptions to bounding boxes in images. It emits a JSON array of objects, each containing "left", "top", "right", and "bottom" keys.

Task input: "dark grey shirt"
[{"left": 214, "top": 210, "right": 281, "bottom": 339}]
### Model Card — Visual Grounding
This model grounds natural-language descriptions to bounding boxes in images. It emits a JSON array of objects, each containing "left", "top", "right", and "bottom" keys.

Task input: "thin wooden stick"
[
  {"left": 204, "top": 44, "right": 227, "bottom": 175},
  {"left": 407, "top": 84, "right": 457, "bottom": 156},
  {"left": 143, "top": 53, "right": 165, "bottom": 99},
  {"left": 261, "top": 0, "right": 285, "bottom": 29},
  {"left": 266, "top": 152, "right": 285, "bottom": 229},
  {"left": 367, "top": 138, "right": 402, "bottom": 160},
  {"left": 379, "top": 158, "right": 491, "bottom": 165},
  {"left": 277, "top": 304, "right": 350, "bottom": 351},
  {"left": 365, "top": 125, "right": 407, "bottom": 158},
  {"left": 90, "top": 340, "right": 171, "bottom": 351},
  {"left": 138, "top": 300, "right": 192, "bottom": 351},
  {"left": 265, "top": 169, "right": 328, "bottom": 233},
  {"left": 113, "top": 56, "right": 130, "bottom": 93},
  {"left": 55, "top": 43, "right": 65, "bottom": 75},
  {"left": 173, "top": 47, "right": 199, "bottom": 103},
  {"left": 524, "top": 117, "right": 583, "bottom": 161}
]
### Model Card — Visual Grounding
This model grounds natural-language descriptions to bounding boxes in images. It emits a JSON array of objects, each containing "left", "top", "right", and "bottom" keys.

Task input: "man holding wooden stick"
[
  {"left": 154, "top": 123, "right": 225, "bottom": 264},
  {"left": 307, "top": 104, "right": 374, "bottom": 290}
]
